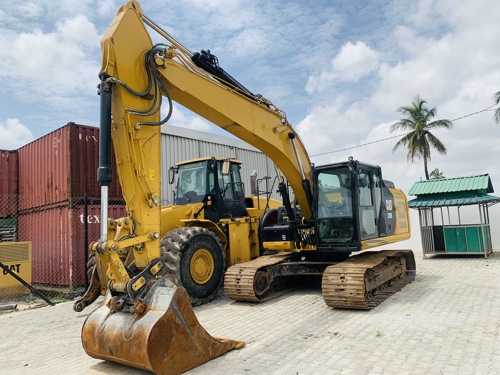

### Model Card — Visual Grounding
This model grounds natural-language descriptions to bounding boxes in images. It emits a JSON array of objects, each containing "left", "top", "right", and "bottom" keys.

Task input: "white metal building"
[{"left": 160, "top": 124, "right": 283, "bottom": 205}]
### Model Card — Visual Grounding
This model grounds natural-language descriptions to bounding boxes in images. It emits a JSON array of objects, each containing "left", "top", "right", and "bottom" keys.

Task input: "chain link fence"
[{"left": 0, "top": 193, "right": 125, "bottom": 312}]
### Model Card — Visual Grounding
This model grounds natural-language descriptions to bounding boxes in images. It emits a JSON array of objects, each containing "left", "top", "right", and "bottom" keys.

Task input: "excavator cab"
[{"left": 313, "top": 158, "right": 407, "bottom": 252}]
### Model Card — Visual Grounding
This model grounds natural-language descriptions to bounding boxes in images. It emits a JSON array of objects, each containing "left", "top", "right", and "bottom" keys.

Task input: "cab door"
[
  {"left": 215, "top": 160, "right": 247, "bottom": 219},
  {"left": 357, "top": 166, "right": 383, "bottom": 240}
]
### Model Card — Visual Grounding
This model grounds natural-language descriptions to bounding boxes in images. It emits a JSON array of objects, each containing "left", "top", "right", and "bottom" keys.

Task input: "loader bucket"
[{"left": 81, "top": 279, "right": 244, "bottom": 375}]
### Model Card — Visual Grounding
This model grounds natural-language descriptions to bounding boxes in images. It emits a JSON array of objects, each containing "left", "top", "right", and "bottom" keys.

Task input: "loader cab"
[
  {"left": 313, "top": 159, "right": 387, "bottom": 252},
  {"left": 174, "top": 157, "right": 247, "bottom": 220}
]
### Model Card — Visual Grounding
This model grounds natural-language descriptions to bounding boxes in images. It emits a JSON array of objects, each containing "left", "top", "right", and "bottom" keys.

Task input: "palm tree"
[
  {"left": 494, "top": 91, "right": 500, "bottom": 124},
  {"left": 430, "top": 168, "right": 445, "bottom": 179},
  {"left": 391, "top": 96, "right": 453, "bottom": 180}
]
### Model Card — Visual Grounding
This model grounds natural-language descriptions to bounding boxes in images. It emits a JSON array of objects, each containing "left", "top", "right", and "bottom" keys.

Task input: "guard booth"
[{"left": 408, "top": 174, "right": 499, "bottom": 257}]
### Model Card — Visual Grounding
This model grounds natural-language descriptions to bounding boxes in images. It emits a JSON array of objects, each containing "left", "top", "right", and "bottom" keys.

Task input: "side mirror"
[
  {"left": 358, "top": 174, "right": 368, "bottom": 188},
  {"left": 340, "top": 174, "right": 351, "bottom": 187},
  {"left": 222, "top": 160, "right": 230, "bottom": 175},
  {"left": 168, "top": 166, "right": 177, "bottom": 185}
]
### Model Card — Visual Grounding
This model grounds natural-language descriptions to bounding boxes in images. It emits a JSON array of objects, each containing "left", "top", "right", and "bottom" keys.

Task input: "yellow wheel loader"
[{"left": 74, "top": 1, "right": 415, "bottom": 374}]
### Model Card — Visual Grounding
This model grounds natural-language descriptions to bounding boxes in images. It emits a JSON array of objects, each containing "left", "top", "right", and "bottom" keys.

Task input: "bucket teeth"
[{"left": 81, "top": 279, "right": 244, "bottom": 375}]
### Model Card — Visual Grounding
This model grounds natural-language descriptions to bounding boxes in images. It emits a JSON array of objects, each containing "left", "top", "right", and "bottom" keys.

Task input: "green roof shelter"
[{"left": 408, "top": 174, "right": 500, "bottom": 257}]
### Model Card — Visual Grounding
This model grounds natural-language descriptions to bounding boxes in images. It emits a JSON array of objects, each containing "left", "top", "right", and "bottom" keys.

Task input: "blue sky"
[{"left": 1, "top": 0, "right": 500, "bottom": 196}]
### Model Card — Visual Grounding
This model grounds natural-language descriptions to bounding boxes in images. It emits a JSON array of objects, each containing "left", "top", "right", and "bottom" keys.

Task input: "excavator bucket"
[{"left": 81, "top": 279, "right": 244, "bottom": 375}]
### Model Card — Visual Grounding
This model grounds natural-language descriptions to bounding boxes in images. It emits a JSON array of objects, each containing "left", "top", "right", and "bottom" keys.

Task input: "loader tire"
[{"left": 160, "top": 227, "right": 224, "bottom": 306}]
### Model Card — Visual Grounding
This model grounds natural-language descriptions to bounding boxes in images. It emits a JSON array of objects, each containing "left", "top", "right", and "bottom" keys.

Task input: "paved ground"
[{"left": 1, "top": 252, "right": 499, "bottom": 375}]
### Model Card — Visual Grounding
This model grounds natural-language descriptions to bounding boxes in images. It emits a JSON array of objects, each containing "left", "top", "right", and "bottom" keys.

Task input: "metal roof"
[
  {"left": 408, "top": 191, "right": 500, "bottom": 208},
  {"left": 408, "top": 174, "right": 494, "bottom": 195}
]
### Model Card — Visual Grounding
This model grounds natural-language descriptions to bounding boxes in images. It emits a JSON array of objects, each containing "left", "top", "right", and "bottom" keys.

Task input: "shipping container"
[
  {"left": 0, "top": 149, "right": 18, "bottom": 217},
  {"left": 17, "top": 204, "right": 126, "bottom": 288},
  {"left": 17, "top": 123, "right": 123, "bottom": 212}
]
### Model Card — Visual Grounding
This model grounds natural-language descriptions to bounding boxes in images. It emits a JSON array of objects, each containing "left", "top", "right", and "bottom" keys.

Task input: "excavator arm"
[
  {"left": 94, "top": 1, "right": 163, "bottom": 290},
  {"left": 75, "top": 3, "right": 247, "bottom": 374}
]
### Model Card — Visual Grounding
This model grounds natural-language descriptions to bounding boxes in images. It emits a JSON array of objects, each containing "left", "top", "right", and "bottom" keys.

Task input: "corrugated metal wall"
[{"left": 160, "top": 125, "right": 283, "bottom": 205}]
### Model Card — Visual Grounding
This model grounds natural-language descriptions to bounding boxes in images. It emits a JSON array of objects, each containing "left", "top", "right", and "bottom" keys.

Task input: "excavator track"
[
  {"left": 322, "top": 250, "right": 416, "bottom": 310},
  {"left": 224, "top": 253, "right": 295, "bottom": 302}
]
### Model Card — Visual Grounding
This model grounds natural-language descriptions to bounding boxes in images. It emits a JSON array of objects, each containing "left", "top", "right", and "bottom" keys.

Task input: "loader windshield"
[{"left": 175, "top": 161, "right": 209, "bottom": 204}]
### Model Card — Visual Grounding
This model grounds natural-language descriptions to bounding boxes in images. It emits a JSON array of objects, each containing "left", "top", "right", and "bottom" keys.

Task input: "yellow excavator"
[{"left": 74, "top": 1, "right": 416, "bottom": 374}]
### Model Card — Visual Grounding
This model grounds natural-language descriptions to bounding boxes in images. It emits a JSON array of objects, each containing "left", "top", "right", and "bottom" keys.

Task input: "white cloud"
[
  {"left": 0, "top": 119, "right": 34, "bottom": 150},
  {"left": 186, "top": 0, "right": 242, "bottom": 10},
  {"left": 331, "top": 42, "right": 380, "bottom": 81},
  {"left": 306, "top": 41, "right": 380, "bottom": 94},
  {"left": 0, "top": 14, "right": 100, "bottom": 114},
  {"left": 56, "top": 15, "right": 100, "bottom": 46},
  {"left": 297, "top": 98, "right": 376, "bottom": 156},
  {"left": 17, "top": 2, "right": 44, "bottom": 19},
  {"left": 97, "top": 0, "right": 118, "bottom": 17},
  {"left": 167, "top": 104, "right": 212, "bottom": 132},
  {"left": 225, "top": 28, "right": 273, "bottom": 59}
]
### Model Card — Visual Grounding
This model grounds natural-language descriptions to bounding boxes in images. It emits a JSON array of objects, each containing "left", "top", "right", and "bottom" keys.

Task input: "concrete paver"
[{"left": 1, "top": 253, "right": 499, "bottom": 375}]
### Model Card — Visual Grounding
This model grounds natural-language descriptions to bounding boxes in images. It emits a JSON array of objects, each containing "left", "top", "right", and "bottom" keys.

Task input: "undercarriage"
[{"left": 224, "top": 250, "right": 416, "bottom": 309}]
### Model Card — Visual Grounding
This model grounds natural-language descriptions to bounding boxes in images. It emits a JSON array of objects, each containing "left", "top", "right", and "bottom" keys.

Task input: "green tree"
[
  {"left": 494, "top": 91, "right": 500, "bottom": 124},
  {"left": 430, "top": 168, "right": 445, "bottom": 179},
  {"left": 391, "top": 96, "right": 453, "bottom": 180}
]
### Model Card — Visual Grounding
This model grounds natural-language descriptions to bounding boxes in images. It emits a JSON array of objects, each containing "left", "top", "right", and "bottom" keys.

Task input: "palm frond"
[
  {"left": 427, "top": 119, "right": 453, "bottom": 130},
  {"left": 425, "top": 132, "right": 447, "bottom": 155},
  {"left": 391, "top": 118, "right": 416, "bottom": 132},
  {"left": 430, "top": 168, "right": 445, "bottom": 179},
  {"left": 494, "top": 91, "right": 500, "bottom": 124}
]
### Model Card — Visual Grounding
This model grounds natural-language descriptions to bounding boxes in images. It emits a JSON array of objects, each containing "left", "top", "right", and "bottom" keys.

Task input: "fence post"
[{"left": 84, "top": 194, "right": 89, "bottom": 289}]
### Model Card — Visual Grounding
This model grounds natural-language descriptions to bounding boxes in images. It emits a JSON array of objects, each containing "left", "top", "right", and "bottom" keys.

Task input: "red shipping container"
[
  {"left": 0, "top": 150, "right": 18, "bottom": 218},
  {"left": 17, "top": 204, "right": 126, "bottom": 288},
  {"left": 18, "top": 123, "right": 123, "bottom": 212}
]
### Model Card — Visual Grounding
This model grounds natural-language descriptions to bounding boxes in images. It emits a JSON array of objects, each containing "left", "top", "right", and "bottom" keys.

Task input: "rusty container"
[
  {"left": 17, "top": 204, "right": 126, "bottom": 288},
  {"left": 0, "top": 150, "right": 18, "bottom": 218},
  {"left": 18, "top": 123, "right": 123, "bottom": 212}
]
